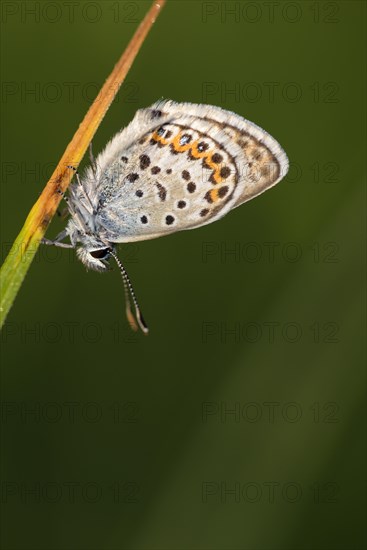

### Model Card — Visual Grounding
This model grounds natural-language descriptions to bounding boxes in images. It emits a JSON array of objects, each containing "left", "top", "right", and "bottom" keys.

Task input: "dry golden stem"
[{"left": 0, "top": 0, "right": 166, "bottom": 328}]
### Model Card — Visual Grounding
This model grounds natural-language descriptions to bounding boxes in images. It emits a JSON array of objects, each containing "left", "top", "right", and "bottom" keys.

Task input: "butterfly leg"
[
  {"left": 41, "top": 230, "right": 74, "bottom": 249},
  {"left": 56, "top": 206, "right": 69, "bottom": 219},
  {"left": 54, "top": 186, "right": 78, "bottom": 221}
]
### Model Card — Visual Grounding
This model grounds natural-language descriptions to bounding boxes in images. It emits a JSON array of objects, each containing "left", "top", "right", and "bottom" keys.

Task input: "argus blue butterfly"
[{"left": 43, "top": 100, "right": 289, "bottom": 333}]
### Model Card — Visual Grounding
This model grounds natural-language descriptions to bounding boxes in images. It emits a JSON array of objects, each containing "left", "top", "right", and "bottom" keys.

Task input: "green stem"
[{"left": 0, "top": 0, "right": 166, "bottom": 329}]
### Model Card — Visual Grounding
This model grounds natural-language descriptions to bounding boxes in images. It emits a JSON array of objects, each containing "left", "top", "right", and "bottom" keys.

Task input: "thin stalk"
[{"left": 0, "top": 0, "right": 166, "bottom": 329}]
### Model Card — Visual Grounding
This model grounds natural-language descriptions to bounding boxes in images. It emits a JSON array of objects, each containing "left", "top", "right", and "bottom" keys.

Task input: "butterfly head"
[
  {"left": 65, "top": 217, "right": 113, "bottom": 272},
  {"left": 76, "top": 240, "right": 114, "bottom": 272}
]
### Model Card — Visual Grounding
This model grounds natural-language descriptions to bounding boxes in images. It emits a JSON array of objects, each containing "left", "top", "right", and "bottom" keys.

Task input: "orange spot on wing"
[
  {"left": 209, "top": 188, "right": 219, "bottom": 202},
  {"left": 190, "top": 146, "right": 226, "bottom": 184},
  {"left": 151, "top": 130, "right": 230, "bottom": 186},
  {"left": 189, "top": 141, "right": 207, "bottom": 159},
  {"left": 171, "top": 133, "right": 193, "bottom": 152},
  {"left": 151, "top": 131, "right": 170, "bottom": 145},
  {"left": 205, "top": 153, "right": 228, "bottom": 184},
  {"left": 208, "top": 185, "right": 229, "bottom": 203}
]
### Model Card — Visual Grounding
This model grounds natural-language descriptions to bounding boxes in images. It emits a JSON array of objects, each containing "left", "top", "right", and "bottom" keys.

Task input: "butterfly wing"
[{"left": 87, "top": 100, "right": 288, "bottom": 243}]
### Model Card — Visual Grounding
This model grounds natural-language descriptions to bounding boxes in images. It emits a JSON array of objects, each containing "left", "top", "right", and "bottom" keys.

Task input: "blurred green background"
[{"left": 1, "top": 1, "right": 365, "bottom": 549}]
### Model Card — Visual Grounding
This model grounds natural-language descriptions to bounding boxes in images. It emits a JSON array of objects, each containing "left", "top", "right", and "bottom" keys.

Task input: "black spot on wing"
[
  {"left": 139, "top": 154, "right": 150, "bottom": 170},
  {"left": 126, "top": 173, "right": 139, "bottom": 182},
  {"left": 156, "top": 183, "right": 167, "bottom": 201}
]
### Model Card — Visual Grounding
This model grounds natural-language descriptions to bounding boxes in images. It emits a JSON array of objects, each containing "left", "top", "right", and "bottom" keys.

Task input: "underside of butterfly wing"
[{"left": 81, "top": 100, "right": 288, "bottom": 243}]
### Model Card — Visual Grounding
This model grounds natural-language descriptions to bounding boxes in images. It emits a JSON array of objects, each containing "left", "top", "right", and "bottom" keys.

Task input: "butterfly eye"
[{"left": 90, "top": 248, "right": 110, "bottom": 259}]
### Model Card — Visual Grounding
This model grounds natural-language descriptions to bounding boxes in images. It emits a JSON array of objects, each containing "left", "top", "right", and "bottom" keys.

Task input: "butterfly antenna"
[{"left": 109, "top": 250, "right": 149, "bottom": 335}]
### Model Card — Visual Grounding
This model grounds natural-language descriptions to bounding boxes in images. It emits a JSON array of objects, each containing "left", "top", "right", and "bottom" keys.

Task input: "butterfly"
[{"left": 43, "top": 100, "right": 289, "bottom": 333}]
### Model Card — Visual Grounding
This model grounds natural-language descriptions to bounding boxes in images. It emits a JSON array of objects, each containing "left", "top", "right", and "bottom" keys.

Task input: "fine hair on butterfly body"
[{"left": 43, "top": 100, "right": 289, "bottom": 334}]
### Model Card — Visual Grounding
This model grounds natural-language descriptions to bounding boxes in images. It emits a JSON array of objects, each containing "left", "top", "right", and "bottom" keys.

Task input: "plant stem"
[{"left": 0, "top": 0, "right": 166, "bottom": 329}]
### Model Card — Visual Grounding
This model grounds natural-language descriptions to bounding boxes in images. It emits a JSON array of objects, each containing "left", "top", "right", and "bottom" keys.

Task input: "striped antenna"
[{"left": 109, "top": 249, "right": 149, "bottom": 335}]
